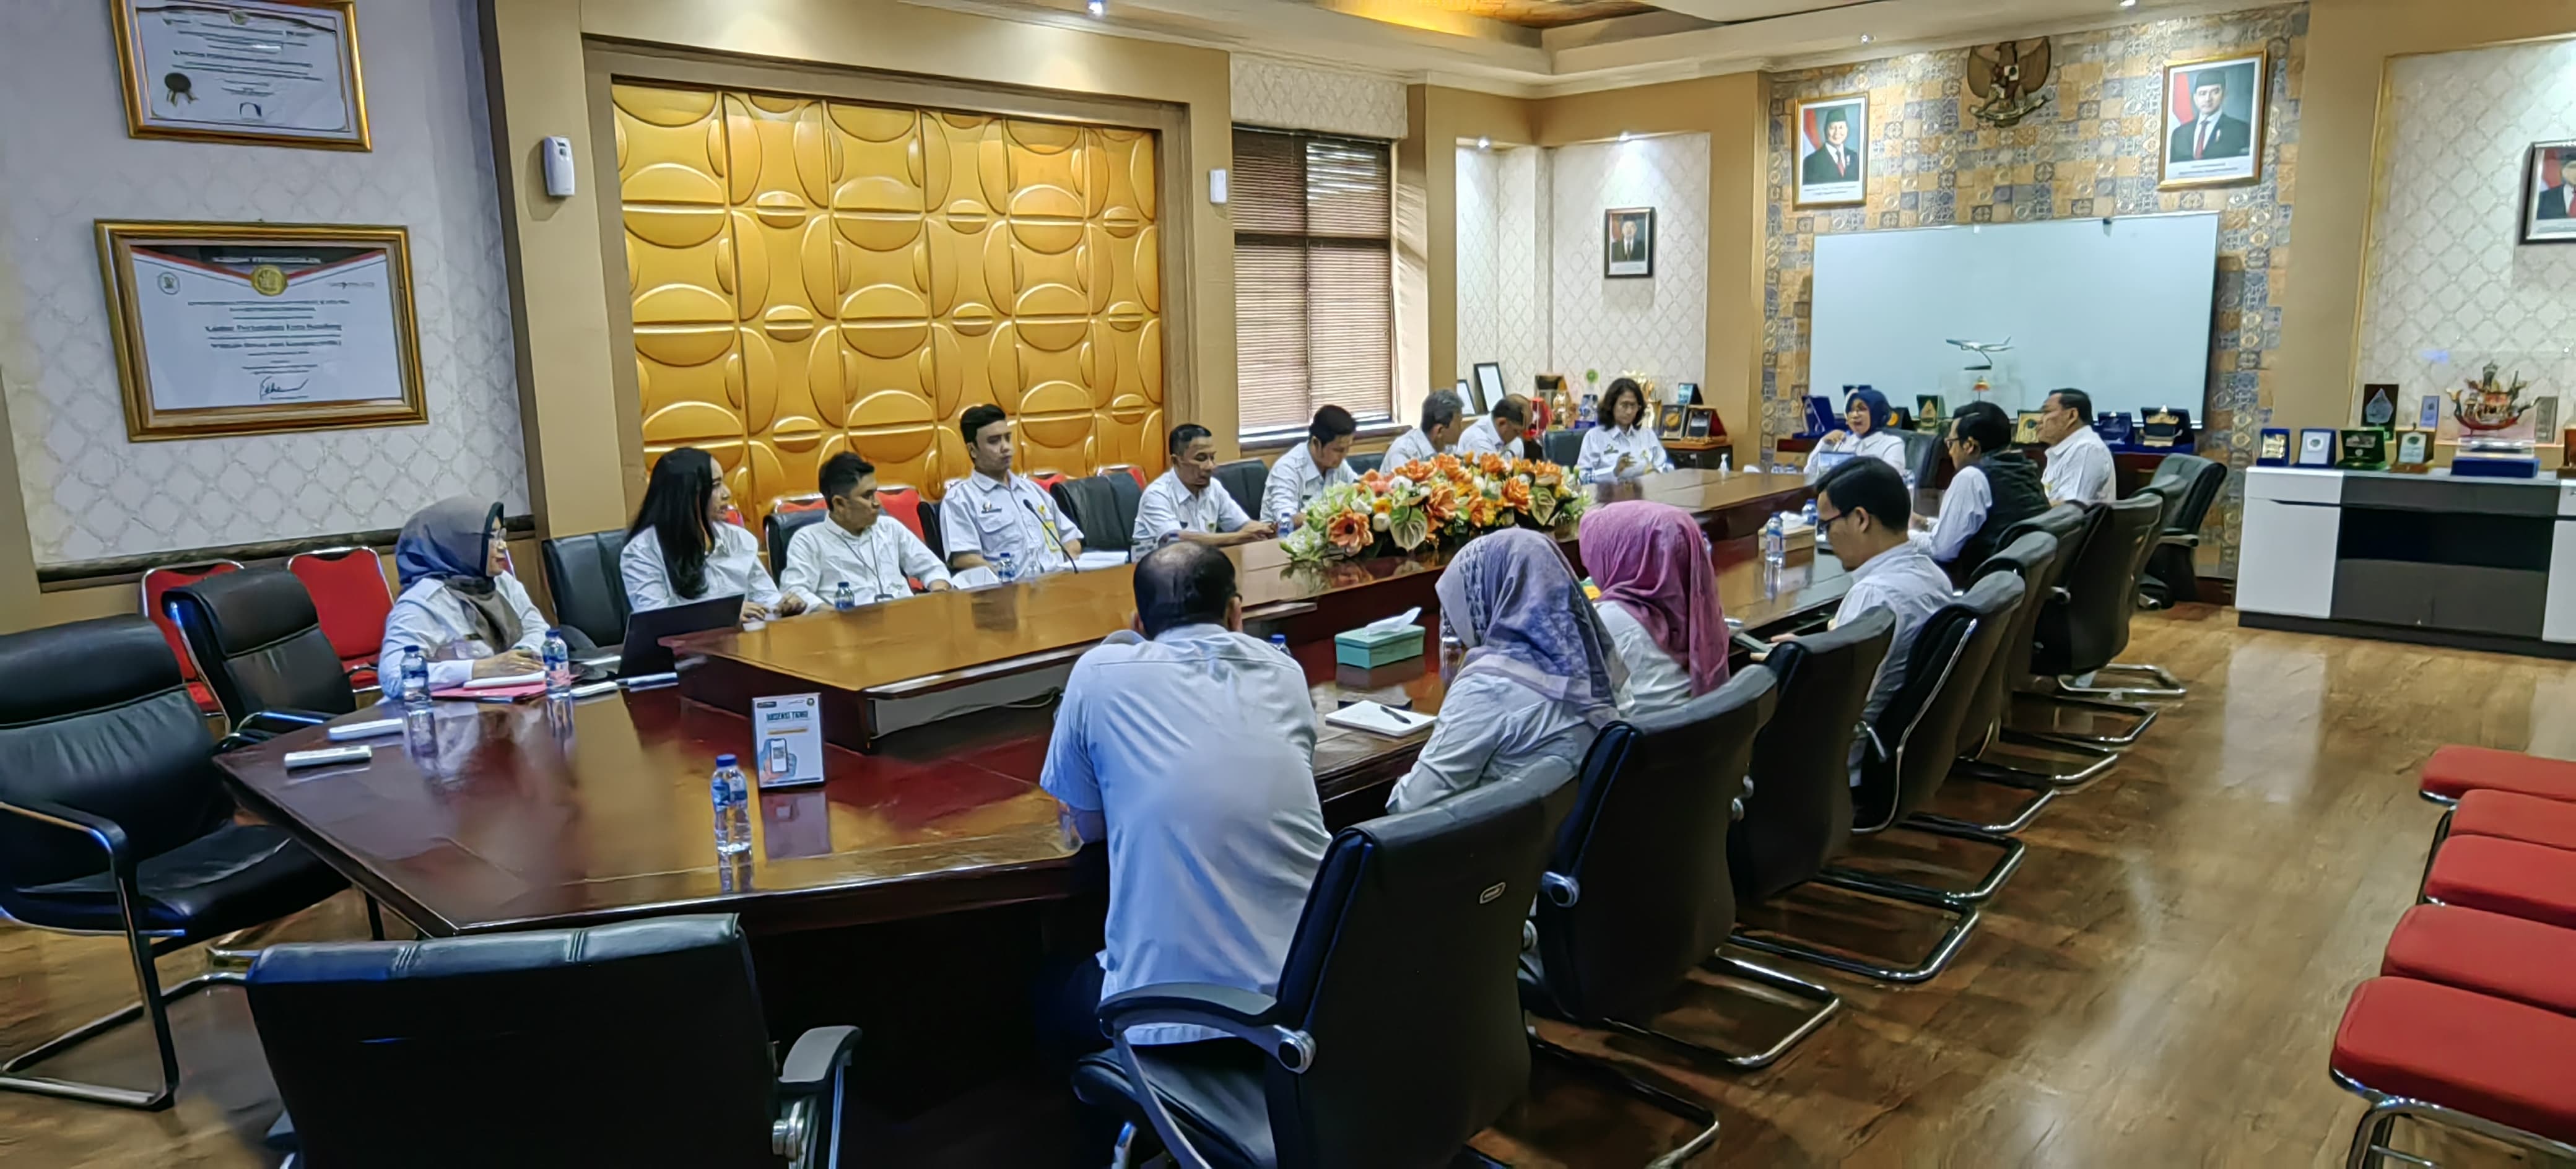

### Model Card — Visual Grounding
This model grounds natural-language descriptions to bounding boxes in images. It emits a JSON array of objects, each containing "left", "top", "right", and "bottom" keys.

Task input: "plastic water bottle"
[
  {"left": 994, "top": 549, "right": 1019, "bottom": 583},
  {"left": 710, "top": 754, "right": 751, "bottom": 856},
  {"left": 1763, "top": 513, "right": 1787, "bottom": 566},
  {"left": 1801, "top": 498, "right": 1819, "bottom": 529},
  {"left": 400, "top": 654, "right": 430, "bottom": 712},
  {"left": 1270, "top": 633, "right": 1290, "bottom": 655},
  {"left": 832, "top": 581, "right": 856, "bottom": 612},
  {"left": 542, "top": 628, "right": 572, "bottom": 698}
]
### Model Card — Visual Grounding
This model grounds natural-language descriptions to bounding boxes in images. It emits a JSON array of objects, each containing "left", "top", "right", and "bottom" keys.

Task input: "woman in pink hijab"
[{"left": 1579, "top": 500, "right": 1730, "bottom": 717}]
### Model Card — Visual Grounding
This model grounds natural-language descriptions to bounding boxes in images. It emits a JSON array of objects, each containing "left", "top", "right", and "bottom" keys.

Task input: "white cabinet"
[{"left": 2236, "top": 469, "right": 2343, "bottom": 619}]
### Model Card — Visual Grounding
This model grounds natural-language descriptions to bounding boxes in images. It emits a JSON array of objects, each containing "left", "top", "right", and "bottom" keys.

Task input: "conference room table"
[{"left": 218, "top": 471, "right": 1847, "bottom": 941}]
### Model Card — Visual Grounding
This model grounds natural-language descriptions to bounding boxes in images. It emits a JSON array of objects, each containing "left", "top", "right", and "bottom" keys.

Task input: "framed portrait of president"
[
  {"left": 2159, "top": 52, "right": 2266, "bottom": 189},
  {"left": 1603, "top": 207, "right": 1655, "bottom": 278},
  {"left": 2520, "top": 140, "right": 2576, "bottom": 244},
  {"left": 1792, "top": 93, "right": 1867, "bottom": 207}
]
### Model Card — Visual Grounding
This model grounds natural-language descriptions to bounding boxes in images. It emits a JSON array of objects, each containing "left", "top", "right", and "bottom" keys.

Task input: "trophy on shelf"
[{"left": 2450, "top": 362, "right": 2543, "bottom": 478}]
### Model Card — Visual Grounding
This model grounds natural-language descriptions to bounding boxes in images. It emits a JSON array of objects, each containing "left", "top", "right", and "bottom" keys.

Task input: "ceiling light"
[
  {"left": 1859, "top": 33, "right": 1874, "bottom": 43},
  {"left": 1477, "top": 136, "right": 1491, "bottom": 150},
  {"left": 2119, "top": 0, "right": 2136, "bottom": 6},
  {"left": 1617, "top": 130, "right": 1632, "bottom": 142},
  {"left": 1087, "top": 0, "right": 1105, "bottom": 14}
]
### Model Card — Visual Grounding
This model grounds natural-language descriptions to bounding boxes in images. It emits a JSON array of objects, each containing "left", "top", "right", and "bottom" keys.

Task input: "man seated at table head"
[
  {"left": 2034, "top": 387, "right": 2115, "bottom": 506},
  {"left": 1456, "top": 393, "right": 1530, "bottom": 458},
  {"left": 1263, "top": 404, "right": 1360, "bottom": 532},
  {"left": 1383, "top": 389, "right": 1466, "bottom": 469},
  {"left": 941, "top": 403, "right": 1085, "bottom": 582},
  {"left": 1134, "top": 424, "right": 1275, "bottom": 553},
  {"left": 1916, "top": 400, "right": 2048, "bottom": 571},
  {"left": 1037, "top": 541, "right": 1329, "bottom": 1057},
  {"left": 1798, "top": 458, "right": 1955, "bottom": 784},
  {"left": 779, "top": 451, "right": 952, "bottom": 611}
]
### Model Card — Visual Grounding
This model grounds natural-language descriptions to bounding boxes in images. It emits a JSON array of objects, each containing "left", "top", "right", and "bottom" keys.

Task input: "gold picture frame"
[
  {"left": 97, "top": 220, "right": 427, "bottom": 441},
  {"left": 112, "top": 0, "right": 372, "bottom": 150},
  {"left": 1791, "top": 92, "right": 1869, "bottom": 209},
  {"left": 2012, "top": 411, "right": 2046, "bottom": 446},
  {"left": 2157, "top": 51, "right": 2267, "bottom": 191}
]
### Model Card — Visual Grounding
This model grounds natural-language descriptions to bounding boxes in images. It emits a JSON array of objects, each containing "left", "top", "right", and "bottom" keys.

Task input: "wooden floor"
[{"left": 6, "top": 606, "right": 2574, "bottom": 1168}]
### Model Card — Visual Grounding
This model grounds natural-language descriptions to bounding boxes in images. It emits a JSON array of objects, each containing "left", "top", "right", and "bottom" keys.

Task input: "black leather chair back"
[
  {"left": 247, "top": 915, "right": 780, "bottom": 1168},
  {"left": 1346, "top": 451, "right": 1385, "bottom": 476},
  {"left": 764, "top": 508, "right": 828, "bottom": 572},
  {"left": 541, "top": 530, "right": 632, "bottom": 648},
  {"left": 1534, "top": 668, "right": 1778, "bottom": 1022},
  {"left": 2000, "top": 503, "right": 2093, "bottom": 684},
  {"left": 1541, "top": 429, "right": 1583, "bottom": 467},
  {"left": 0, "top": 617, "right": 228, "bottom": 893},
  {"left": 1057, "top": 475, "right": 1128, "bottom": 555},
  {"left": 1265, "top": 771, "right": 1558, "bottom": 1168},
  {"left": 1105, "top": 471, "right": 1144, "bottom": 548},
  {"left": 1214, "top": 458, "right": 1268, "bottom": 520},
  {"left": 1902, "top": 429, "right": 1941, "bottom": 484},
  {"left": 167, "top": 569, "right": 357, "bottom": 725},
  {"left": 916, "top": 499, "right": 946, "bottom": 560},
  {"left": 1856, "top": 572, "right": 2023, "bottom": 832},
  {"left": 1959, "top": 531, "right": 2061, "bottom": 756},
  {"left": 2035, "top": 493, "right": 2161, "bottom": 677},
  {"left": 1732, "top": 608, "right": 1894, "bottom": 904},
  {"left": 2139, "top": 453, "right": 2226, "bottom": 604}
]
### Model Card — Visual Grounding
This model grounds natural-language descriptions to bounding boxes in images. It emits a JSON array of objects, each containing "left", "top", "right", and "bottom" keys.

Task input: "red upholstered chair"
[
  {"left": 2380, "top": 904, "right": 2576, "bottom": 1018},
  {"left": 288, "top": 547, "right": 394, "bottom": 692},
  {"left": 1029, "top": 471, "right": 1069, "bottom": 495},
  {"left": 2419, "top": 836, "right": 2576, "bottom": 929},
  {"left": 140, "top": 560, "right": 243, "bottom": 715},
  {"left": 1100, "top": 463, "right": 1147, "bottom": 490},
  {"left": 874, "top": 484, "right": 926, "bottom": 542},
  {"left": 2330, "top": 977, "right": 2576, "bottom": 1164},
  {"left": 2450, "top": 788, "right": 2576, "bottom": 852},
  {"left": 2419, "top": 744, "right": 2576, "bottom": 806}
]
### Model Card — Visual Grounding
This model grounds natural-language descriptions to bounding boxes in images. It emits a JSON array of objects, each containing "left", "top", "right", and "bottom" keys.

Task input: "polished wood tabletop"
[{"left": 219, "top": 531, "right": 1846, "bottom": 939}]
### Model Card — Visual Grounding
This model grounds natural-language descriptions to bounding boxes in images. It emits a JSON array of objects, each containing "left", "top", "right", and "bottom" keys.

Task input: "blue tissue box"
[{"left": 1334, "top": 624, "right": 1425, "bottom": 668}]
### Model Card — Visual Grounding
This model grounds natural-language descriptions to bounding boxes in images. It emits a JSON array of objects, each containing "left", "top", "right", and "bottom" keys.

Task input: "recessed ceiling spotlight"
[
  {"left": 1477, "top": 136, "right": 1491, "bottom": 150},
  {"left": 1617, "top": 130, "right": 1632, "bottom": 142},
  {"left": 2119, "top": 0, "right": 2137, "bottom": 7},
  {"left": 1087, "top": 0, "right": 1105, "bottom": 14},
  {"left": 1859, "top": 33, "right": 1874, "bottom": 43}
]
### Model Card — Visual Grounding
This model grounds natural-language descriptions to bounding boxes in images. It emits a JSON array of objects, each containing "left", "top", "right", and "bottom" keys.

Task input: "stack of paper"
[{"left": 1325, "top": 700, "right": 1435, "bottom": 738}]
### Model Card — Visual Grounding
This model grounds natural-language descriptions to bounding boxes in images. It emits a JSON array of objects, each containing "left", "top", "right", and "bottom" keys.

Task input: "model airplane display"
[{"left": 1946, "top": 337, "right": 2014, "bottom": 370}]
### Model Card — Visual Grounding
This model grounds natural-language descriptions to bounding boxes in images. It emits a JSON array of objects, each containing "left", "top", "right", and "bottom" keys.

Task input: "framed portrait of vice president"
[
  {"left": 2159, "top": 52, "right": 2266, "bottom": 189},
  {"left": 1792, "top": 93, "right": 1867, "bottom": 208}
]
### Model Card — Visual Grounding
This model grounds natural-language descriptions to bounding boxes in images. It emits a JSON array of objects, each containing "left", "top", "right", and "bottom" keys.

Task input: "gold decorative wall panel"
[{"left": 613, "top": 82, "right": 1165, "bottom": 521}]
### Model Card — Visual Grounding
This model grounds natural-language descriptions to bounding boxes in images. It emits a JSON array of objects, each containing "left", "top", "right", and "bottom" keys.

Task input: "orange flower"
[
  {"left": 1432, "top": 454, "right": 1461, "bottom": 474},
  {"left": 1499, "top": 477, "right": 1532, "bottom": 510},
  {"left": 1425, "top": 484, "right": 1458, "bottom": 524},
  {"left": 1326, "top": 509, "right": 1370, "bottom": 550},
  {"left": 1394, "top": 459, "right": 1434, "bottom": 482},
  {"left": 1468, "top": 497, "right": 1499, "bottom": 527},
  {"left": 1478, "top": 453, "right": 1509, "bottom": 477},
  {"left": 1361, "top": 471, "right": 1388, "bottom": 493}
]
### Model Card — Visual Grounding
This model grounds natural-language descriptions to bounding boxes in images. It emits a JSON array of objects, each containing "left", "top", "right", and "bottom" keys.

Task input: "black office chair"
[
  {"left": 1926, "top": 531, "right": 2069, "bottom": 835},
  {"left": 1346, "top": 451, "right": 1384, "bottom": 476},
  {"left": 1105, "top": 471, "right": 1145, "bottom": 550},
  {"left": 1900, "top": 429, "right": 1939, "bottom": 484},
  {"left": 1058, "top": 474, "right": 1129, "bottom": 557},
  {"left": 1730, "top": 608, "right": 1894, "bottom": 907},
  {"left": 916, "top": 499, "right": 946, "bottom": 562},
  {"left": 1073, "top": 772, "right": 1559, "bottom": 1169},
  {"left": 2014, "top": 492, "right": 2165, "bottom": 747},
  {"left": 1734, "top": 573, "right": 2024, "bottom": 984},
  {"left": 2130, "top": 449, "right": 2225, "bottom": 626},
  {"left": 540, "top": 529, "right": 632, "bottom": 649},
  {"left": 1541, "top": 428, "right": 1583, "bottom": 467},
  {"left": 766, "top": 507, "right": 830, "bottom": 575},
  {"left": 165, "top": 569, "right": 357, "bottom": 739},
  {"left": 248, "top": 915, "right": 858, "bottom": 1168},
  {"left": 1525, "top": 669, "right": 1840, "bottom": 1093},
  {"left": 1214, "top": 459, "right": 1268, "bottom": 521},
  {"left": 0, "top": 615, "right": 345, "bottom": 1109}
]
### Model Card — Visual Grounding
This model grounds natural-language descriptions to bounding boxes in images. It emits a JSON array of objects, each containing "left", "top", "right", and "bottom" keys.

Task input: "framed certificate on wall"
[
  {"left": 97, "top": 220, "right": 427, "bottom": 441},
  {"left": 113, "top": 0, "right": 371, "bottom": 150}
]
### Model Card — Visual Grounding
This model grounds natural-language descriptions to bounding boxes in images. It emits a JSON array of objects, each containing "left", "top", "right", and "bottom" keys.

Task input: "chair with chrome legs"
[
  {"left": 1522, "top": 667, "right": 1838, "bottom": 1112},
  {"left": 1072, "top": 771, "right": 1559, "bottom": 1169},
  {"left": 2135, "top": 453, "right": 2226, "bottom": 612},
  {"left": 1729, "top": 609, "right": 1893, "bottom": 910},
  {"left": 0, "top": 615, "right": 346, "bottom": 1110},
  {"left": 1929, "top": 531, "right": 2084, "bottom": 834},
  {"left": 1962, "top": 505, "right": 2121, "bottom": 789},
  {"left": 1731, "top": 572, "right": 2025, "bottom": 984},
  {"left": 165, "top": 568, "right": 360, "bottom": 745},
  {"left": 2009, "top": 493, "right": 2165, "bottom": 747}
]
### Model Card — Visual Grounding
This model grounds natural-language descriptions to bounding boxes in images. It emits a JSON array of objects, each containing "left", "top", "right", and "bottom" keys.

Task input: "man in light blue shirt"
[
  {"left": 1808, "top": 458, "right": 1955, "bottom": 783},
  {"left": 1038, "top": 542, "right": 1329, "bottom": 1051}
]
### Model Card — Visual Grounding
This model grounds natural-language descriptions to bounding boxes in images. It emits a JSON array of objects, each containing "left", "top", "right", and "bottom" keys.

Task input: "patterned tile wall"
[
  {"left": 1554, "top": 134, "right": 1711, "bottom": 403},
  {"left": 2359, "top": 40, "right": 2576, "bottom": 430},
  {"left": 1230, "top": 56, "right": 1408, "bottom": 141},
  {"left": 0, "top": 0, "right": 523, "bottom": 565},
  {"left": 1456, "top": 147, "right": 1505, "bottom": 380},
  {"left": 1765, "top": 5, "right": 2308, "bottom": 573}
]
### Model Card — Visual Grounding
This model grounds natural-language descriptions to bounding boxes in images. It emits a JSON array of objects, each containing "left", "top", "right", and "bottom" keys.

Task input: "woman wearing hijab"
[
  {"left": 1386, "top": 528, "right": 1627, "bottom": 814},
  {"left": 1580, "top": 500, "right": 1728, "bottom": 718},
  {"left": 1804, "top": 387, "right": 1910, "bottom": 484},
  {"left": 620, "top": 447, "right": 801, "bottom": 620},
  {"left": 379, "top": 497, "right": 551, "bottom": 691}
]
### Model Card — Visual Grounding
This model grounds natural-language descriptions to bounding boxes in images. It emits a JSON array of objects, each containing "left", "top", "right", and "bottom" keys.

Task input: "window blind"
[{"left": 1232, "top": 128, "right": 1394, "bottom": 435}]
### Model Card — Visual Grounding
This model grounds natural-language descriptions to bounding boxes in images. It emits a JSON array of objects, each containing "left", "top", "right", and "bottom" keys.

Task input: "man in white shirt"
[
  {"left": 1915, "top": 401, "right": 2048, "bottom": 569},
  {"left": 2035, "top": 387, "right": 2116, "bottom": 505},
  {"left": 1038, "top": 541, "right": 1329, "bottom": 1056},
  {"left": 941, "top": 404, "right": 1085, "bottom": 581},
  {"left": 1383, "top": 389, "right": 1465, "bottom": 469},
  {"left": 1263, "top": 404, "right": 1360, "bottom": 532},
  {"left": 779, "top": 452, "right": 952, "bottom": 609},
  {"left": 1455, "top": 394, "right": 1531, "bottom": 459},
  {"left": 1798, "top": 458, "right": 1956, "bottom": 784},
  {"left": 1133, "top": 424, "right": 1274, "bottom": 553}
]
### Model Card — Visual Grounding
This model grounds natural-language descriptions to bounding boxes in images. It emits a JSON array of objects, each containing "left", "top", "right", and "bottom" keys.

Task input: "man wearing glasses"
[{"left": 1805, "top": 458, "right": 1956, "bottom": 784}]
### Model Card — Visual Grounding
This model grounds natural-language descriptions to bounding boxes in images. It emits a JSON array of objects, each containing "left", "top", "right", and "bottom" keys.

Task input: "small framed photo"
[
  {"left": 1454, "top": 377, "right": 1477, "bottom": 414},
  {"left": 2012, "top": 411, "right": 2045, "bottom": 445},
  {"left": 1603, "top": 207, "right": 1654, "bottom": 278},
  {"left": 2159, "top": 52, "right": 2266, "bottom": 189},
  {"left": 1471, "top": 362, "right": 1505, "bottom": 415},
  {"left": 2417, "top": 394, "right": 2443, "bottom": 430},
  {"left": 2520, "top": 140, "right": 2576, "bottom": 244},
  {"left": 2393, "top": 428, "right": 2434, "bottom": 472},
  {"left": 2538, "top": 394, "right": 2562, "bottom": 435},
  {"left": 2257, "top": 427, "right": 2291, "bottom": 466},
  {"left": 1656, "top": 404, "right": 1687, "bottom": 437},
  {"left": 1683, "top": 406, "right": 1714, "bottom": 439},
  {"left": 1793, "top": 93, "right": 1868, "bottom": 207},
  {"left": 2296, "top": 427, "right": 2336, "bottom": 467}
]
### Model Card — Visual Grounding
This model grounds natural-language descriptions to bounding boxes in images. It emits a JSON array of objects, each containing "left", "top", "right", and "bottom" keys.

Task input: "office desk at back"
[{"left": 220, "top": 531, "right": 1847, "bottom": 941}]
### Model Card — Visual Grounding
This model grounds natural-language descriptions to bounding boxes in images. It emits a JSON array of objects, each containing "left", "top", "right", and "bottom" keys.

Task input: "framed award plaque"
[
  {"left": 2257, "top": 427, "right": 2291, "bottom": 466},
  {"left": 2336, "top": 428, "right": 2388, "bottom": 471},
  {"left": 2295, "top": 428, "right": 2336, "bottom": 467},
  {"left": 2360, "top": 383, "right": 2399, "bottom": 428},
  {"left": 2393, "top": 428, "right": 2434, "bottom": 472},
  {"left": 113, "top": 0, "right": 370, "bottom": 150}
]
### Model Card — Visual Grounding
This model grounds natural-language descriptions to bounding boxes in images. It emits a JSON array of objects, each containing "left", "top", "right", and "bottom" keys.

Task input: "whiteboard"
[{"left": 1808, "top": 213, "right": 2219, "bottom": 422}]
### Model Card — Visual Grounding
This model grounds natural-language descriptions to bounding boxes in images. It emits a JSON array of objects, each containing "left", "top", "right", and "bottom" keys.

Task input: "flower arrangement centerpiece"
[{"left": 1281, "top": 453, "right": 1587, "bottom": 563}]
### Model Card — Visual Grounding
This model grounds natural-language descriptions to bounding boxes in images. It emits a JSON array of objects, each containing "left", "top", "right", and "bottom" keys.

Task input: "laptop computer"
[{"left": 575, "top": 593, "right": 744, "bottom": 679}]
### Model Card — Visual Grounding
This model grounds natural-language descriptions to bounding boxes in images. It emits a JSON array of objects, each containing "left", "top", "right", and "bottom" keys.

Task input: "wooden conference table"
[{"left": 219, "top": 471, "right": 1845, "bottom": 939}]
